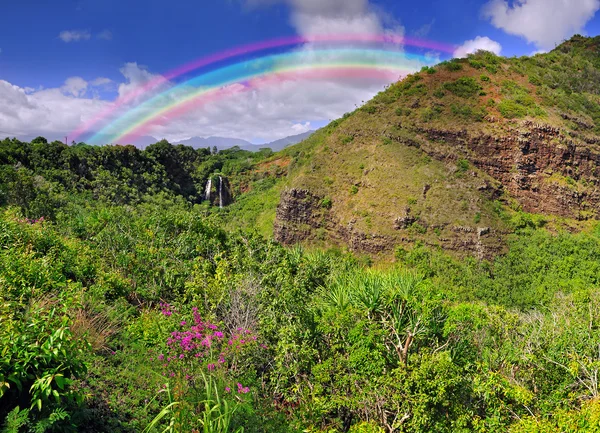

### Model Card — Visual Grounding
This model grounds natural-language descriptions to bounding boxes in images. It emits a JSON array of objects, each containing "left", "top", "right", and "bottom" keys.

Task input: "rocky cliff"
[{"left": 270, "top": 35, "right": 600, "bottom": 258}]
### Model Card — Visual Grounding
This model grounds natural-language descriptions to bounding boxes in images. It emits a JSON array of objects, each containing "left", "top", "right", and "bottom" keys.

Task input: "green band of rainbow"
[{"left": 89, "top": 48, "right": 434, "bottom": 144}]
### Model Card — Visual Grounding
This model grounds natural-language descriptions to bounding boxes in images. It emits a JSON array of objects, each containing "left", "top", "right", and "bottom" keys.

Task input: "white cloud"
[
  {"left": 454, "top": 36, "right": 502, "bottom": 58},
  {"left": 58, "top": 30, "right": 91, "bottom": 42},
  {"left": 97, "top": 29, "right": 113, "bottom": 40},
  {"left": 90, "top": 77, "right": 113, "bottom": 87},
  {"left": 117, "top": 63, "right": 166, "bottom": 101},
  {"left": 62, "top": 77, "right": 88, "bottom": 97},
  {"left": 0, "top": 78, "right": 108, "bottom": 140},
  {"left": 291, "top": 122, "right": 311, "bottom": 133},
  {"left": 483, "top": 0, "right": 600, "bottom": 49}
]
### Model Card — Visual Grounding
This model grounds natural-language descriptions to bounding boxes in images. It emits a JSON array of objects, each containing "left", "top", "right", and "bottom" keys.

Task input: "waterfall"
[
  {"left": 219, "top": 176, "right": 223, "bottom": 209},
  {"left": 204, "top": 178, "right": 212, "bottom": 202}
]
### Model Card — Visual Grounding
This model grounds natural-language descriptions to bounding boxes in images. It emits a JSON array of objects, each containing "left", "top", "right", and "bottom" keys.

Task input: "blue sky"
[{"left": 1, "top": 0, "right": 599, "bottom": 143}]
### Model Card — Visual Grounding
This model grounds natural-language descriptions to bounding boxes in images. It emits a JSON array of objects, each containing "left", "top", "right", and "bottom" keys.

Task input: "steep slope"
[{"left": 267, "top": 35, "right": 600, "bottom": 257}]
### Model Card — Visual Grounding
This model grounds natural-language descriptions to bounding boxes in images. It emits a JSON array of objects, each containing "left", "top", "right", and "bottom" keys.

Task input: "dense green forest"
[{"left": 2, "top": 133, "right": 600, "bottom": 433}]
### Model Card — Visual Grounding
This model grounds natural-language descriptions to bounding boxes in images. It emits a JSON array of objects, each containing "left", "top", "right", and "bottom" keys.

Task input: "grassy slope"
[{"left": 229, "top": 35, "right": 600, "bottom": 253}]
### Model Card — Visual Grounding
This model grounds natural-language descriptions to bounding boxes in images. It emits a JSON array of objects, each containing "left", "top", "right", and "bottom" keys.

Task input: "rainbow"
[
  {"left": 75, "top": 35, "right": 453, "bottom": 144},
  {"left": 117, "top": 66, "right": 411, "bottom": 144}
]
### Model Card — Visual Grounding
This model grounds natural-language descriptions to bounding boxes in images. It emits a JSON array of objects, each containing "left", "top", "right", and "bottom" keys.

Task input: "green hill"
[{"left": 236, "top": 35, "right": 600, "bottom": 258}]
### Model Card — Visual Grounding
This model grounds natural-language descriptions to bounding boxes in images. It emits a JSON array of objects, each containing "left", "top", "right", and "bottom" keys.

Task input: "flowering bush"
[
  {"left": 153, "top": 304, "right": 262, "bottom": 395},
  {"left": 145, "top": 305, "right": 264, "bottom": 431}
]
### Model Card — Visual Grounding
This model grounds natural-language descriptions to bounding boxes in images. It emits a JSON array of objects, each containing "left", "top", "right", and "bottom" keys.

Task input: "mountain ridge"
[
  {"left": 236, "top": 34, "right": 600, "bottom": 258},
  {"left": 131, "top": 131, "right": 315, "bottom": 151}
]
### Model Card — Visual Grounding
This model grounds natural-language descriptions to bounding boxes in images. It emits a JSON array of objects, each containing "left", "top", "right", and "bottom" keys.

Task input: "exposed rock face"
[
  {"left": 417, "top": 121, "right": 600, "bottom": 220},
  {"left": 273, "top": 120, "right": 600, "bottom": 258},
  {"left": 394, "top": 207, "right": 417, "bottom": 229},
  {"left": 274, "top": 188, "right": 394, "bottom": 254},
  {"left": 274, "top": 189, "right": 325, "bottom": 245}
]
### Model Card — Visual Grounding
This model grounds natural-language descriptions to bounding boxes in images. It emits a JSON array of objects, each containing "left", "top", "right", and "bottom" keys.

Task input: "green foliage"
[
  {"left": 341, "top": 135, "right": 354, "bottom": 144},
  {"left": 451, "top": 103, "right": 486, "bottom": 121},
  {"left": 421, "top": 105, "right": 443, "bottom": 121},
  {"left": 320, "top": 197, "right": 332, "bottom": 209},
  {"left": 0, "top": 297, "right": 89, "bottom": 429},
  {"left": 498, "top": 99, "right": 529, "bottom": 118},
  {"left": 361, "top": 105, "right": 377, "bottom": 114},
  {"left": 457, "top": 159, "right": 470, "bottom": 173},
  {"left": 443, "top": 77, "right": 482, "bottom": 98},
  {"left": 442, "top": 60, "right": 464, "bottom": 72}
]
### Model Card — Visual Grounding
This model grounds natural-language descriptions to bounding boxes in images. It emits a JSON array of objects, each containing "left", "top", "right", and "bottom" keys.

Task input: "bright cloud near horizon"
[{"left": 0, "top": 0, "right": 599, "bottom": 145}]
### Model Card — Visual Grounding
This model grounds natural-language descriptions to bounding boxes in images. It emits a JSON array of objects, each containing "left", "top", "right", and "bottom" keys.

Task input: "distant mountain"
[
  {"left": 131, "top": 131, "right": 315, "bottom": 152},
  {"left": 130, "top": 136, "right": 163, "bottom": 149},
  {"left": 177, "top": 136, "right": 253, "bottom": 150},
  {"left": 262, "top": 131, "right": 315, "bottom": 152}
]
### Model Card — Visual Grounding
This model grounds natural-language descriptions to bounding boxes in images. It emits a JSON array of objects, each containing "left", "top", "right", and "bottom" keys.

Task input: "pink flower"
[
  {"left": 179, "top": 354, "right": 185, "bottom": 359},
  {"left": 180, "top": 321, "right": 187, "bottom": 326},
  {"left": 158, "top": 354, "right": 164, "bottom": 361},
  {"left": 207, "top": 363, "right": 215, "bottom": 371},
  {"left": 225, "top": 387, "right": 231, "bottom": 393}
]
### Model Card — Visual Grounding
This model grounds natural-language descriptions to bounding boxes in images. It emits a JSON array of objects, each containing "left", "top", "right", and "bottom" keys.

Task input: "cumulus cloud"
[
  {"left": 62, "top": 77, "right": 88, "bottom": 97},
  {"left": 483, "top": 0, "right": 600, "bottom": 49},
  {"left": 58, "top": 30, "right": 91, "bottom": 42},
  {"left": 454, "top": 36, "right": 502, "bottom": 58},
  {"left": 0, "top": 78, "right": 108, "bottom": 140},
  {"left": 249, "top": 0, "right": 402, "bottom": 37}
]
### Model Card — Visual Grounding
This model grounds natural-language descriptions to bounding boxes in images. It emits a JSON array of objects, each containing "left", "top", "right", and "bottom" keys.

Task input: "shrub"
[
  {"left": 0, "top": 298, "right": 89, "bottom": 427},
  {"left": 320, "top": 197, "right": 333, "bottom": 209},
  {"left": 443, "top": 60, "right": 464, "bottom": 71},
  {"left": 421, "top": 105, "right": 443, "bottom": 121},
  {"left": 498, "top": 99, "right": 528, "bottom": 118},
  {"left": 362, "top": 105, "right": 377, "bottom": 114},
  {"left": 444, "top": 77, "right": 482, "bottom": 98},
  {"left": 469, "top": 59, "right": 485, "bottom": 69},
  {"left": 457, "top": 159, "right": 470, "bottom": 173},
  {"left": 433, "top": 89, "right": 446, "bottom": 98}
]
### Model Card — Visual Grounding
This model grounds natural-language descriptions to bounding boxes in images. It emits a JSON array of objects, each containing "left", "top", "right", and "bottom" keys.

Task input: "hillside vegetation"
[
  {"left": 257, "top": 35, "right": 600, "bottom": 257},
  {"left": 2, "top": 35, "right": 600, "bottom": 433}
]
